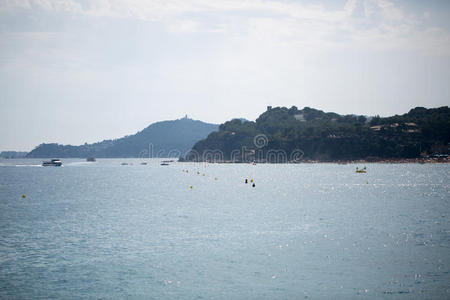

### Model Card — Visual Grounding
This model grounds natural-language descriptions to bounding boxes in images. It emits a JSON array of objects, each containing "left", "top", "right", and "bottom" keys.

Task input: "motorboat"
[
  {"left": 86, "top": 157, "right": 96, "bottom": 162},
  {"left": 160, "top": 162, "right": 169, "bottom": 166},
  {"left": 42, "top": 159, "right": 62, "bottom": 167}
]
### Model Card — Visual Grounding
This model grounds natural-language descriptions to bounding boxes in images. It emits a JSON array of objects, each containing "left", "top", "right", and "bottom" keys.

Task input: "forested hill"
[
  {"left": 187, "top": 106, "right": 450, "bottom": 162},
  {"left": 27, "top": 118, "right": 218, "bottom": 158}
]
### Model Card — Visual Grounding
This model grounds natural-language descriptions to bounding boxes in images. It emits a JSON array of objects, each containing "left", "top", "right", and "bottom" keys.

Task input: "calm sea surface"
[{"left": 0, "top": 159, "right": 449, "bottom": 299}]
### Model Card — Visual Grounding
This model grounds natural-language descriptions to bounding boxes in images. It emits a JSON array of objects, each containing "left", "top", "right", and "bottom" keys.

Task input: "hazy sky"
[{"left": 1, "top": 0, "right": 449, "bottom": 151}]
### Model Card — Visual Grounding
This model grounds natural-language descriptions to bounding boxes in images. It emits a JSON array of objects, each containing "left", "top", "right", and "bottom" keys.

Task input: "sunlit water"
[{"left": 0, "top": 159, "right": 449, "bottom": 299}]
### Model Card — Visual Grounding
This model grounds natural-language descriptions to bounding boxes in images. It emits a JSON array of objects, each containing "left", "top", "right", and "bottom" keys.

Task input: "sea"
[{"left": 0, "top": 158, "right": 449, "bottom": 299}]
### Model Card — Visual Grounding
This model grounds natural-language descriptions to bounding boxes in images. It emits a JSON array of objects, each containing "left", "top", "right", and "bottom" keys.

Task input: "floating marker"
[
  {"left": 250, "top": 179, "right": 254, "bottom": 183},
  {"left": 252, "top": 183, "right": 255, "bottom": 187},
  {"left": 202, "top": 174, "right": 205, "bottom": 176},
  {"left": 214, "top": 177, "right": 218, "bottom": 180},
  {"left": 245, "top": 179, "right": 248, "bottom": 184},
  {"left": 21, "top": 194, "right": 26, "bottom": 199},
  {"left": 366, "top": 180, "right": 368, "bottom": 184},
  {"left": 197, "top": 171, "right": 200, "bottom": 174},
  {"left": 189, "top": 185, "right": 193, "bottom": 189}
]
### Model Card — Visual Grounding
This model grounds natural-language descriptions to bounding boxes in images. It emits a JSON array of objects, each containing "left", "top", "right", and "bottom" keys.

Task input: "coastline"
[{"left": 180, "top": 158, "right": 449, "bottom": 164}]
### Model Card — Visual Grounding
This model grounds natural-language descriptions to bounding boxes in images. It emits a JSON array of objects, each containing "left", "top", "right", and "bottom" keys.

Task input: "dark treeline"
[{"left": 187, "top": 106, "right": 450, "bottom": 162}]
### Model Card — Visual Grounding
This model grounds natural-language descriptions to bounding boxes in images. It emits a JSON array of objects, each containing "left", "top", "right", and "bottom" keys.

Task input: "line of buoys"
[{"left": 183, "top": 168, "right": 218, "bottom": 190}]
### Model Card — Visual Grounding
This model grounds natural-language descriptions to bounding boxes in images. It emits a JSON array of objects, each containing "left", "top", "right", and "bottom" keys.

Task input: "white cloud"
[
  {"left": 0, "top": 0, "right": 32, "bottom": 10},
  {"left": 1, "top": 0, "right": 447, "bottom": 56},
  {"left": 1, "top": 0, "right": 449, "bottom": 70}
]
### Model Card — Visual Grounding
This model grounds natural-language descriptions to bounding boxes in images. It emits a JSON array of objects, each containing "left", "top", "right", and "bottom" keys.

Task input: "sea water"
[{"left": 0, "top": 159, "right": 449, "bottom": 299}]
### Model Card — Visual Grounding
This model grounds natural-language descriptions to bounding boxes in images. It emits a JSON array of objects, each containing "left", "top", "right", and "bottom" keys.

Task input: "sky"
[{"left": 1, "top": 0, "right": 449, "bottom": 151}]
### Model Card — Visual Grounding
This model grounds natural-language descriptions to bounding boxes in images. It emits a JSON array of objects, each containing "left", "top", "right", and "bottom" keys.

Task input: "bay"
[{"left": 0, "top": 159, "right": 449, "bottom": 299}]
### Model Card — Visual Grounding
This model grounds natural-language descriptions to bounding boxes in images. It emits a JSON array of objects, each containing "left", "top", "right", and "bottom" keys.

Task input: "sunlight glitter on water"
[{"left": 0, "top": 159, "right": 449, "bottom": 299}]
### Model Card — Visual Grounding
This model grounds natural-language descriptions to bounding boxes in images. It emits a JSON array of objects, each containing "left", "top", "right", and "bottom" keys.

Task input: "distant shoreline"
[
  {"left": 2, "top": 157, "right": 448, "bottom": 164},
  {"left": 181, "top": 158, "right": 449, "bottom": 164}
]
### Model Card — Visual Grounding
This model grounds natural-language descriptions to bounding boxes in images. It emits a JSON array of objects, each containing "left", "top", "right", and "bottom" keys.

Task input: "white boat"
[
  {"left": 42, "top": 159, "right": 62, "bottom": 167},
  {"left": 355, "top": 166, "right": 367, "bottom": 173}
]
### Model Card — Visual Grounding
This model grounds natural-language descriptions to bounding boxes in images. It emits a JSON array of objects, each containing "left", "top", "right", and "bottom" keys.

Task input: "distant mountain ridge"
[
  {"left": 27, "top": 117, "right": 219, "bottom": 158},
  {"left": 0, "top": 151, "right": 27, "bottom": 159}
]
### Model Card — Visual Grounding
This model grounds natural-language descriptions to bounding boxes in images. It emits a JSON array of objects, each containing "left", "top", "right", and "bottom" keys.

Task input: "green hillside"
[
  {"left": 27, "top": 117, "right": 218, "bottom": 158},
  {"left": 186, "top": 106, "right": 450, "bottom": 162}
]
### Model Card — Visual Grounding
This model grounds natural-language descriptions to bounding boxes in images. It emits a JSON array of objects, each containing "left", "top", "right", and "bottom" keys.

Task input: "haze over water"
[{"left": 0, "top": 159, "right": 449, "bottom": 298}]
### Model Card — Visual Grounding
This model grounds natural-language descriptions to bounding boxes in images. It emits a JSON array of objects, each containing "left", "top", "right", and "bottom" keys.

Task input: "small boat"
[
  {"left": 140, "top": 162, "right": 147, "bottom": 165},
  {"left": 121, "top": 162, "right": 128, "bottom": 166},
  {"left": 42, "top": 159, "right": 62, "bottom": 167},
  {"left": 355, "top": 166, "right": 367, "bottom": 173},
  {"left": 86, "top": 157, "right": 96, "bottom": 162},
  {"left": 160, "top": 162, "right": 169, "bottom": 166}
]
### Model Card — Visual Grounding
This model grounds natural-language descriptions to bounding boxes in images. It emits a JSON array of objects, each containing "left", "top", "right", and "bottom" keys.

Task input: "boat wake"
[{"left": 2, "top": 164, "right": 43, "bottom": 167}]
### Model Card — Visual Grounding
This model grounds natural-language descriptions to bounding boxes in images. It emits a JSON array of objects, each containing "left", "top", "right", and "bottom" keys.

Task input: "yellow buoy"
[
  {"left": 189, "top": 185, "right": 193, "bottom": 189},
  {"left": 250, "top": 179, "right": 254, "bottom": 183},
  {"left": 21, "top": 194, "right": 26, "bottom": 199},
  {"left": 214, "top": 177, "right": 217, "bottom": 180}
]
